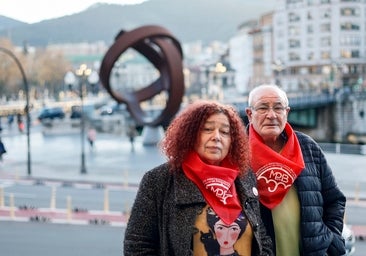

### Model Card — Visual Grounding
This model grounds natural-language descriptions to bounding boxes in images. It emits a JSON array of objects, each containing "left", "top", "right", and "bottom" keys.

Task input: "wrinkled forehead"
[{"left": 254, "top": 95, "right": 286, "bottom": 105}]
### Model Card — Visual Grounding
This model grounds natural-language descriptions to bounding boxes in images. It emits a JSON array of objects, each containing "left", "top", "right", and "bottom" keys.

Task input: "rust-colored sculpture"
[{"left": 99, "top": 25, "right": 185, "bottom": 127}]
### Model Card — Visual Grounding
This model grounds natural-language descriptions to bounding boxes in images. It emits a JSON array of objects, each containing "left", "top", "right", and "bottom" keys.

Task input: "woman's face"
[{"left": 194, "top": 113, "right": 231, "bottom": 165}]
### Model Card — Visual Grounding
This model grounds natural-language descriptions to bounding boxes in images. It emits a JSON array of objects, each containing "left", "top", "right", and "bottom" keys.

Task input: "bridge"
[
  {"left": 229, "top": 89, "right": 366, "bottom": 144},
  {"left": 227, "top": 90, "right": 366, "bottom": 144}
]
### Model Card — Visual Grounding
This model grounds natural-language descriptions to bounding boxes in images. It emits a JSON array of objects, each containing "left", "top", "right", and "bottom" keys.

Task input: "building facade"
[
  {"left": 230, "top": 0, "right": 366, "bottom": 95},
  {"left": 229, "top": 20, "right": 256, "bottom": 94}
]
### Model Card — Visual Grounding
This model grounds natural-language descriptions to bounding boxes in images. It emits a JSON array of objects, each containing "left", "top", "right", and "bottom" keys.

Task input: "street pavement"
[
  {"left": 0, "top": 128, "right": 166, "bottom": 185},
  {"left": 0, "top": 127, "right": 166, "bottom": 228},
  {"left": 0, "top": 126, "right": 366, "bottom": 238}
]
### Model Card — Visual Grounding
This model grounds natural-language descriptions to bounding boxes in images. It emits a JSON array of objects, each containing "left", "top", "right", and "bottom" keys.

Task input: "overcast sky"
[{"left": 0, "top": 0, "right": 147, "bottom": 23}]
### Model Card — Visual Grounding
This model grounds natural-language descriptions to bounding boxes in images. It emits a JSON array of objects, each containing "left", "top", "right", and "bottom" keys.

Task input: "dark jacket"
[
  {"left": 124, "top": 162, "right": 274, "bottom": 256},
  {"left": 0, "top": 141, "right": 6, "bottom": 155},
  {"left": 260, "top": 131, "right": 346, "bottom": 256}
]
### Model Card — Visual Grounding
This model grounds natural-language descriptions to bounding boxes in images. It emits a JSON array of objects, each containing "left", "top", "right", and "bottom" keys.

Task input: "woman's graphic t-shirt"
[{"left": 193, "top": 205, "right": 253, "bottom": 256}]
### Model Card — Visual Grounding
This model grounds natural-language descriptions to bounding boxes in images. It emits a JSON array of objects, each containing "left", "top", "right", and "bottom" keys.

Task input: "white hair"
[{"left": 248, "top": 84, "right": 289, "bottom": 107}]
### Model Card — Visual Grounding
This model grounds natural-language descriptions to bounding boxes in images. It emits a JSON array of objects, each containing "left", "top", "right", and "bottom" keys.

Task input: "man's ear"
[
  {"left": 245, "top": 108, "right": 252, "bottom": 121},
  {"left": 286, "top": 107, "right": 291, "bottom": 115}
]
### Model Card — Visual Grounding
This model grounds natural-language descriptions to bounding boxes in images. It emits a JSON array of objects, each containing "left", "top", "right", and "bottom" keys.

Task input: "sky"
[{"left": 0, "top": 0, "right": 147, "bottom": 23}]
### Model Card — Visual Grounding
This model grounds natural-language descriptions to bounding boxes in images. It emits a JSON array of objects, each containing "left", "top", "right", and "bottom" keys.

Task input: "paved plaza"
[
  {"left": 0, "top": 128, "right": 366, "bottom": 239},
  {"left": 0, "top": 128, "right": 365, "bottom": 198}
]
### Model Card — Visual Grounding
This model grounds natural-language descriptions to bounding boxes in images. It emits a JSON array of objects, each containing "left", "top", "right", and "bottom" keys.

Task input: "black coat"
[
  {"left": 124, "top": 162, "right": 274, "bottom": 255},
  {"left": 0, "top": 141, "right": 6, "bottom": 155},
  {"left": 261, "top": 131, "right": 346, "bottom": 256}
]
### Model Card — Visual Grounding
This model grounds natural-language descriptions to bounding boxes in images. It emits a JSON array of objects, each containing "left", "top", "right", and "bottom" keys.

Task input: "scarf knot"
[
  {"left": 249, "top": 123, "right": 305, "bottom": 209},
  {"left": 182, "top": 151, "right": 242, "bottom": 225}
]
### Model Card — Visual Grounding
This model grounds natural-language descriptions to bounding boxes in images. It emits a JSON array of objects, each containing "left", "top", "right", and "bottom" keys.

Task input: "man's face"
[{"left": 245, "top": 87, "right": 289, "bottom": 143}]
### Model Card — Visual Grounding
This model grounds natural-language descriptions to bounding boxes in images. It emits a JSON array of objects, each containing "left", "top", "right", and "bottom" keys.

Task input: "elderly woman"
[{"left": 124, "top": 100, "right": 273, "bottom": 256}]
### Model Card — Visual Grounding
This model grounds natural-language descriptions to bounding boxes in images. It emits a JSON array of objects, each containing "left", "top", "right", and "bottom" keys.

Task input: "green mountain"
[{"left": 0, "top": 0, "right": 276, "bottom": 46}]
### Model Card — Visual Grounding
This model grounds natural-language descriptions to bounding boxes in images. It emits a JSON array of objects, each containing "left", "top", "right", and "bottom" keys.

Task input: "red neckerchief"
[
  {"left": 249, "top": 123, "right": 305, "bottom": 209},
  {"left": 182, "top": 151, "right": 242, "bottom": 225}
]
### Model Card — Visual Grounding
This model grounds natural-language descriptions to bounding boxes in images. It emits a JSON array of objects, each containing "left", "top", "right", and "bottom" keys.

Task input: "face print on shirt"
[{"left": 199, "top": 207, "right": 248, "bottom": 256}]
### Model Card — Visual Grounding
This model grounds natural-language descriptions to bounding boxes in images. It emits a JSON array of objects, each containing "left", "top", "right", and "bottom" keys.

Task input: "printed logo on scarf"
[
  {"left": 256, "top": 162, "right": 296, "bottom": 193},
  {"left": 203, "top": 178, "right": 233, "bottom": 204}
]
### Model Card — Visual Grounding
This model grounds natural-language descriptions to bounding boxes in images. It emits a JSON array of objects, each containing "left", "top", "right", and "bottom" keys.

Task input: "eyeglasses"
[{"left": 251, "top": 105, "right": 288, "bottom": 114}]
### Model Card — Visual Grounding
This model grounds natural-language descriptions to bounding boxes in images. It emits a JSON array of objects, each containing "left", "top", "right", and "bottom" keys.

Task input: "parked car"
[
  {"left": 343, "top": 223, "right": 356, "bottom": 256},
  {"left": 98, "top": 103, "right": 126, "bottom": 116},
  {"left": 37, "top": 107, "right": 65, "bottom": 121}
]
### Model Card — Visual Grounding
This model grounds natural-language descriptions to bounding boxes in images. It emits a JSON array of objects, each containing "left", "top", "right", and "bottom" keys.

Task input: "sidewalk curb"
[
  {"left": 0, "top": 176, "right": 139, "bottom": 191},
  {"left": 0, "top": 207, "right": 365, "bottom": 241},
  {"left": 2, "top": 174, "right": 366, "bottom": 239},
  {"left": 351, "top": 225, "right": 366, "bottom": 241},
  {"left": 0, "top": 207, "right": 128, "bottom": 227}
]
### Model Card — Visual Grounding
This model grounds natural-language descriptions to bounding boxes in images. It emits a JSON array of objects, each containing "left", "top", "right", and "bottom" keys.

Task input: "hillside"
[
  {"left": 0, "top": 16, "right": 26, "bottom": 31},
  {"left": 0, "top": 0, "right": 276, "bottom": 46}
]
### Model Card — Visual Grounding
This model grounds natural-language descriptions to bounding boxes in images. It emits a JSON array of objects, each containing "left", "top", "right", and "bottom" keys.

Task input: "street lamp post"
[
  {"left": 0, "top": 47, "right": 31, "bottom": 175},
  {"left": 214, "top": 62, "right": 227, "bottom": 101},
  {"left": 64, "top": 64, "right": 96, "bottom": 175},
  {"left": 75, "top": 64, "right": 92, "bottom": 174}
]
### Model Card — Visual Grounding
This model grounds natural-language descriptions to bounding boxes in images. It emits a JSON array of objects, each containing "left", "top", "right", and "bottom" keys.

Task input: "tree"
[
  {"left": 0, "top": 38, "right": 23, "bottom": 99},
  {"left": 0, "top": 38, "right": 73, "bottom": 101},
  {"left": 30, "top": 48, "right": 72, "bottom": 99}
]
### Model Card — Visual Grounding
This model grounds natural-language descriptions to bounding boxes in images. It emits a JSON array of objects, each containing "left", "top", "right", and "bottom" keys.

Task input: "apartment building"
[
  {"left": 231, "top": 0, "right": 366, "bottom": 94},
  {"left": 229, "top": 20, "right": 256, "bottom": 94}
]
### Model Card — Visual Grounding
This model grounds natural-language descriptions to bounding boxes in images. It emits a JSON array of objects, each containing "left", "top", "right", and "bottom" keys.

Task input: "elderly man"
[{"left": 245, "top": 84, "right": 346, "bottom": 255}]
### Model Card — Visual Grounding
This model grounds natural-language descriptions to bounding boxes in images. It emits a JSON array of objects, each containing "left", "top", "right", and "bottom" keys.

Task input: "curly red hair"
[{"left": 159, "top": 100, "right": 250, "bottom": 175}]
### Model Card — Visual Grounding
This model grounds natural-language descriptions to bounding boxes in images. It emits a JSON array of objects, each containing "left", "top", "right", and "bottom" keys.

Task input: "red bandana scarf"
[
  {"left": 249, "top": 123, "right": 305, "bottom": 209},
  {"left": 182, "top": 151, "right": 242, "bottom": 225}
]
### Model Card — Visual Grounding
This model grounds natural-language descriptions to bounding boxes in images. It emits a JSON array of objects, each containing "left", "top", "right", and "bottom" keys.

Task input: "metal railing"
[{"left": 319, "top": 143, "right": 366, "bottom": 155}]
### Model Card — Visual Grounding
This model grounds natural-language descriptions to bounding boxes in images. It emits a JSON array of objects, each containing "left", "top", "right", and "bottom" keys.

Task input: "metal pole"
[
  {"left": 80, "top": 77, "right": 87, "bottom": 174},
  {"left": 0, "top": 47, "right": 31, "bottom": 175}
]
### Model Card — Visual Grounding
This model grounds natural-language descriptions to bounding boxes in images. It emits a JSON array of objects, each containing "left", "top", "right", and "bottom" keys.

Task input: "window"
[
  {"left": 321, "top": 9, "right": 331, "bottom": 19},
  {"left": 352, "top": 50, "right": 360, "bottom": 58},
  {"left": 320, "top": 23, "right": 331, "bottom": 32},
  {"left": 287, "top": 0, "right": 303, "bottom": 4},
  {"left": 340, "top": 36, "right": 361, "bottom": 46},
  {"left": 307, "top": 52, "right": 315, "bottom": 60},
  {"left": 307, "top": 25, "right": 313, "bottom": 33},
  {"left": 307, "top": 11, "right": 313, "bottom": 20},
  {"left": 341, "top": 49, "right": 360, "bottom": 58},
  {"left": 341, "top": 50, "right": 352, "bottom": 58},
  {"left": 289, "top": 52, "right": 301, "bottom": 61},
  {"left": 341, "top": 22, "right": 360, "bottom": 30},
  {"left": 289, "top": 12, "right": 301, "bottom": 22},
  {"left": 289, "top": 26, "right": 301, "bottom": 35},
  {"left": 321, "top": 51, "right": 330, "bottom": 59},
  {"left": 321, "top": 37, "right": 331, "bottom": 47},
  {"left": 289, "top": 39, "right": 301, "bottom": 48},
  {"left": 348, "top": 65, "right": 359, "bottom": 74},
  {"left": 341, "top": 7, "right": 360, "bottom": 16}
]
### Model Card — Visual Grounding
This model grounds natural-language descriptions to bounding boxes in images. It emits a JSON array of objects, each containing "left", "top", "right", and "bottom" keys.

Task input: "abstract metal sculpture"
[{"left": 99, "top": 25, "right": 185, "bottom": 127}]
